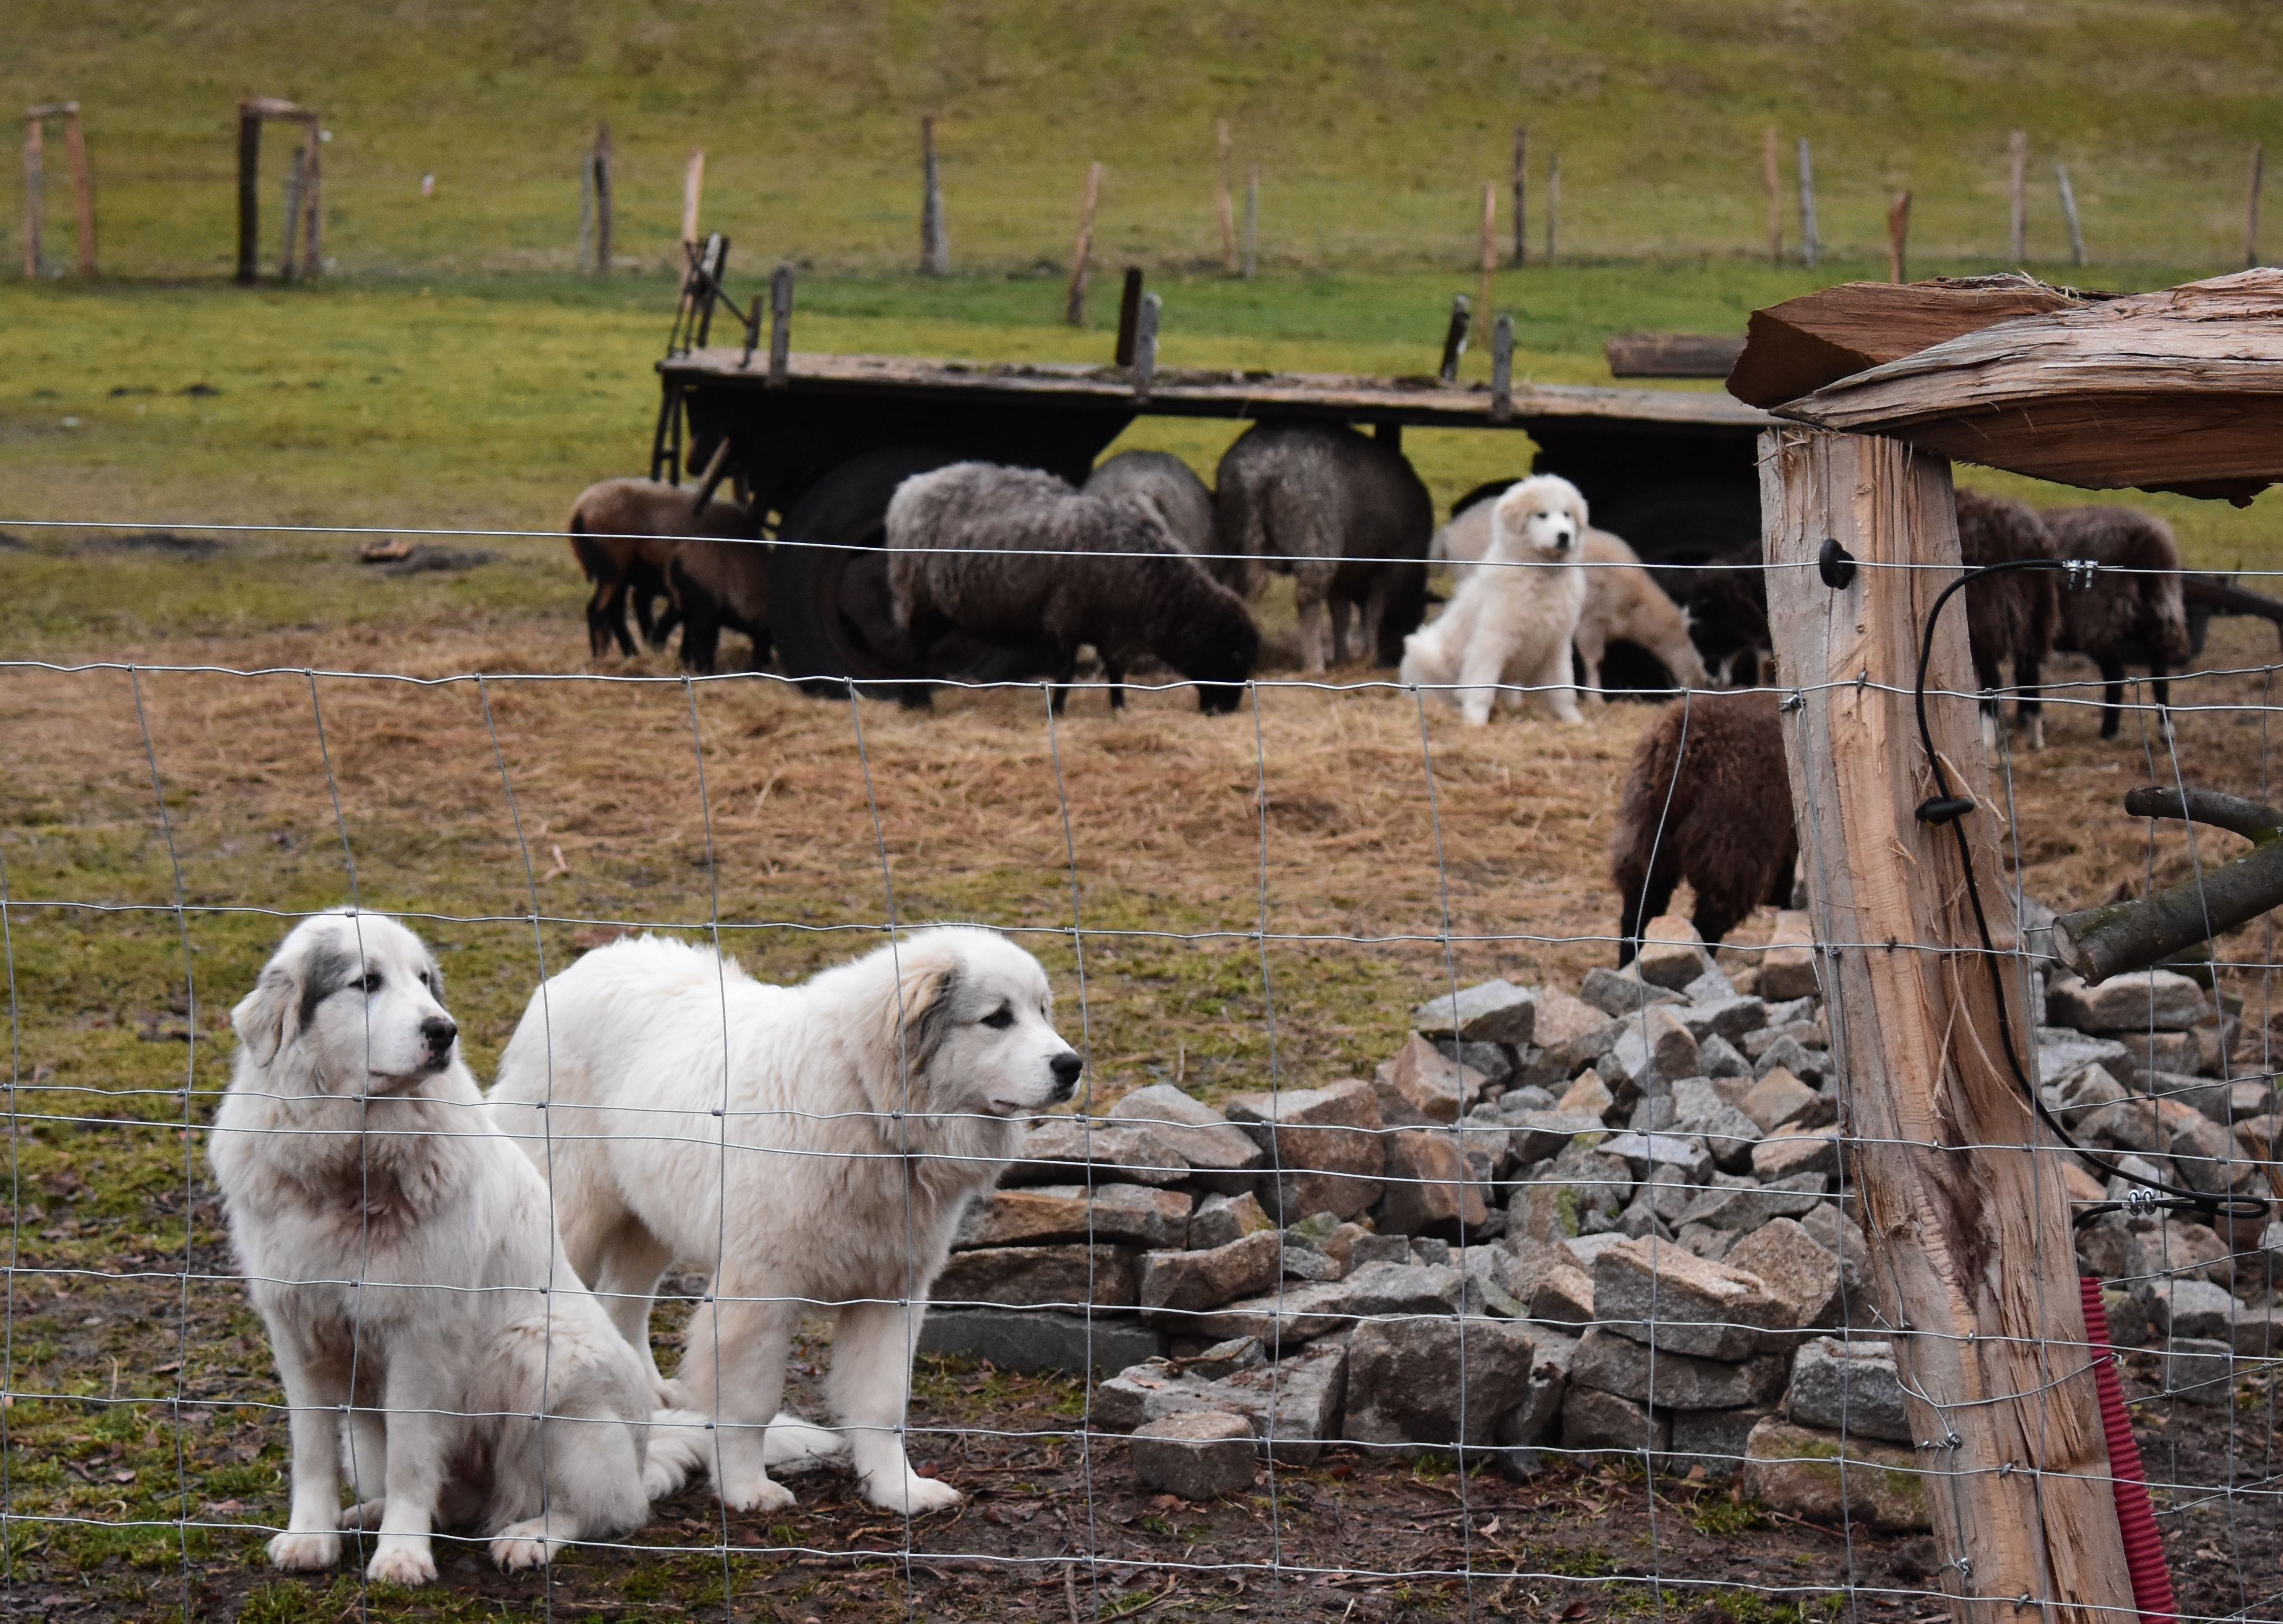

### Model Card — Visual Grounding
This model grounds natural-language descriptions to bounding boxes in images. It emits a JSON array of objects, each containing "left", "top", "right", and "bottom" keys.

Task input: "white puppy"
[
  {"left": 209, "top": 911, "right": 706, "bottom": 1585},
  {"left": 485, "top": 926, "right": 1081, "bottom": 1518},
  {"left": 1401, "top": 474, "right": 1589, "bottom": 724}
]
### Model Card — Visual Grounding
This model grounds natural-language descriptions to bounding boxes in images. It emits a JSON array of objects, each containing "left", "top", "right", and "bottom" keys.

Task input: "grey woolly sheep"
[
  {"left": 669, "top": 537, "right": 771, "bottom": 675},
  {"left": 1214, "top": 422, "right": 1432, "bottom": 672},
  {"left": 566, "top": 478, "right": 755, "bottom": 658},
  {"left": 1084, "top": 451, "right": 1215, "bottom": 555},
  {"left": 886, "top": 462, "right": 1260, "bottom": 715},
  {"left": 1954, "top": 489, "right": 2059, "bottom": 749},
  {"left": 2046, "top": 505, "right": 2193, "bottom": 739},
  {"left": 1610, "top": 689, "right": 1797, "bottom": 965}
]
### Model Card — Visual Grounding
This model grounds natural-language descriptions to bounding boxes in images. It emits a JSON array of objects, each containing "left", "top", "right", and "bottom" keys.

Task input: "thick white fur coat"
[{"left": 1402, "top": 475, "right": 1590, "bottom": 724}]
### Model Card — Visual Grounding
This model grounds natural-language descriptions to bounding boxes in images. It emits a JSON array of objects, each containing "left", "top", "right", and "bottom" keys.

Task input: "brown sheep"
[
  {"left": 566, "top": 479, "right": 755, "bottom": 658},
  {"left": 1610, "top": 690, "right": 1797, "bottom": 965},
  {"left": 2045, "top": 505, "right": 2193, "bottom": 739},
  {"left": 669, "top": 537, "right": 771, "bottom": 675},
  {"left": 1953, "top": 490, "right": 2058, "bottom": 749}
]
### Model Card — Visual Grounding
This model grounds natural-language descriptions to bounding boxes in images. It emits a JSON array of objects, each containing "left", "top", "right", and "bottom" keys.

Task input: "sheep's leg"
[
  {"left": 1616, "top": 868, "right": 1679, "bottom": 968},
  {"left": 1574, "top": 628, "right": 1608, "bottom": 707},
  {"left": 589, "top": 582, "right": 637, "bottom": 659},
  {"left": 1768, "top": 851, "right": 1798, "bottom": 911},
  {"left": 1049, "top": 647, "right": 1080, "bottom": 716},
  {"left": 2151, "top": 661, "right": 2173, "bottom": 720},
  {"left": 1327, "top": 599, "right": 1352, "bottom": 668},
  {"left": 1103, "top": 654, "right": 1126, "bottom": 713},
  {"left": 2015, "top": 653, "right": 2045, "bottom": 751},
  {"left": 680, "top": 600, "right": 720, "bottom": 676},
  {"left": 1294, "top": 592, "right": 1330, "bottom": 676},
  {"left": 1973, "top": 653, "right": 2002, "bottom": 751},
  {"left": 2099, "top": 656, "right": 2126, "bottom": 740}
]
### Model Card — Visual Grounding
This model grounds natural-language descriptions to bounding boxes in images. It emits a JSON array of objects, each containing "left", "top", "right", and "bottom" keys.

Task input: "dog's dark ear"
[
  {"left": 893, "top": 956, "right": 961, "bottom": 1090},
  {"left": 232, "top": 961, "right": 299, "bottom": 1067}
]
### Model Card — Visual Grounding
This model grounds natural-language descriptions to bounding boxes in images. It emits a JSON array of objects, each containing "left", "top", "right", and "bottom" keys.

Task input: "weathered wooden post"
[
  {"left": 919, "top": 116, "right": 949, "bottom": 275},
  {"left": 1887, "top": 190, "right": 1911, "bottom": 283},
  {"left": 1544, "top": 152, "right": 1561, "bottom": 266},
  {"left": 235, "top": 100, "right": 262, "bottom": 284},
  {"left": 2248, "top": 144, "right": 2266, "bottom": 271},
  {"left": 1215, "top": 122, "right": 1236, "bottom": 274},
  {"left": 1064, "top": 160, "right": 1103, "bottom": 326},
  {"left": 21, "top": 112, "right": 44, "bottom": 279},
  {"left": 30, "top": 104, "right": 98, "bottom": 278},
  {"left": 1763, "top": 127, "right": 1782, "bottom": 264},
  {"left": 2009, "top": 131, "right": 2028, "bottom": 262},
  {"left": 1796, "top": 138, "right": 1819, "bottom": 268},
  {"left": 1512, "top": 127, "right": 1529, "bottom": 268},
  {"left": 1241, "top": 164, "right": 1258, "bottom": 279},
  {"left": 681, "top": 148, "right": 706, "bottom": 251},
  {"left": 591, "top": 124, "right": 614, "bottom": 274},
  {"left": 1475, "top": 181, "right": 1496, "bottom": 334},
  {"left": 2056, "top": 164, "right": 2086, "bottom": 266},
  {"left": 1761, "top": 425, "right": 2137, "bottom": 1624}
]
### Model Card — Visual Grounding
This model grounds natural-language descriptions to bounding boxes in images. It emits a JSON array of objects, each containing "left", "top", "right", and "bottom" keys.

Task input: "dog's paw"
[
  {"left": 721, "top": 1475, "right": 797, "bottom": 1515},
  {"left": 267, "top": 1530, "right": 340, "bottom": 1572},
  {"left": 865, "top": 1470, "right": 962, "bottom": 1516},
  {"left": 490, "top": 1521, "right": 566, "bottom": 1572},
  {"left": 365, "top": 1537, "right": 437, "bottom": 1587}
]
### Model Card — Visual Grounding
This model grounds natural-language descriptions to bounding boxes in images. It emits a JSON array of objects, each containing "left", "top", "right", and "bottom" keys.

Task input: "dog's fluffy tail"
[{"left": 642, "top": 1408, "right": 850, "bottom": 1502}]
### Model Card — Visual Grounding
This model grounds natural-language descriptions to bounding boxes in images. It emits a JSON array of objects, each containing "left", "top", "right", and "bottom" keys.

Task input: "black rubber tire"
[{"left": 767, "top": 447, "right": 1052, "bottom": 697}]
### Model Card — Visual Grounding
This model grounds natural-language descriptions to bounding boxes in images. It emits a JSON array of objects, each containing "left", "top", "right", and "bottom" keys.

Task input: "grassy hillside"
[{"left": 5, "top": 1, "right": 2280, "bottom": 280}]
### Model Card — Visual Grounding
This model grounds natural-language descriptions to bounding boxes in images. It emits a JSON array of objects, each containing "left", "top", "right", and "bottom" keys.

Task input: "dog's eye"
[
  {"left": 980, "top": 1007, "right": 1015, "bottom": 1030},
  {"left": 359, "top": 971, "right": 383, "bottom": 993}
]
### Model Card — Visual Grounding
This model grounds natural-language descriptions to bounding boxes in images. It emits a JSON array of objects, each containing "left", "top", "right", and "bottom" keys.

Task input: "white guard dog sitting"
[
  {"left": 208, "top": 911, "right": 761, "bottom": 1585},
  {"left": 1400, "top": 474, "right": 1589, "bottom": 725},
  {"left": 486, "top": 926, "right": 1083, "bottom": 1519}
]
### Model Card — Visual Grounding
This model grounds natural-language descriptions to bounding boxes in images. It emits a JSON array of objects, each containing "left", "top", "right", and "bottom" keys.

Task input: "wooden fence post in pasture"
[
  {"left": 1477, "top": 180, "right": 1497, "bottom": 335},
  {"left": 1762, "top": 425, "right": 2138, "bottom": 1624},
  {"left": 1886, "top": 190, "right": 1911, "bottom": 283},
  {"left": 1438, "top": 293, "right": 1472, "bottom": 383},
  {"left": 592, "top": 125, "right": 614, "bottom": 273},
  {"left": 279, "top": 114, "right": 322, "bottom": 283},
  {"left": 1115, "top": 266, "right": 1144, "bottom": 366},
  {"left": 233, "top": 99, "right": 318, "bottom": 285},
  {"left": 1064, "top": 160, "right": 1103, "bottom": 326},
  {"left": 1242, "top": 164, "right": 1259, "bottom": 278},
  {"left": 1489, "top": 312, "right": 1514, "bottom": 421},
  {"left": 2009, "top": 130, "right": 2027, "bottom": 262},
  {"left": 1511, "top": 125, "right": 1528, "bottom": 268},
  {"left": 920, "top": 115, "right": 949, "bottom": 275},
  {"left": 2056, "top": 163, "right": 2086, "bottom": 266},
  {"left": 1216, "top": 121, "right": 1236, "bottom": 273},
  {"left": 235, "top": 100, "right": 262, "bottom": 284},
  {"left": 280, "top": 133, "right": 306, "bottom": 280},
  {"left": 1544, "top": 152, "right": 1561, "bottom": 266},
  {"left": 2248, "top": 144, "right": 2266, "bottom": 270},
  {"left": 1763, "top": 127, "right": 1782, "bottom": 263},
  {"left": 21, "top": 113, "right": 45, "bottom": 279},
  {"left": 682, "top": 148, "right": 706, "bottom": 250},
  {"left": 297, "top": 120, "right": 322, "bottom": 278},
  {"left": 1796, "top": 137, "right": 1818, "bottom": 268},
  {"left": 1131, "top": 290, "right": 1159, "bottom": 398}
]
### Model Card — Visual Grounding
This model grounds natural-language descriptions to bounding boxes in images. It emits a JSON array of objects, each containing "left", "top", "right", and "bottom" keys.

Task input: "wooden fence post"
[
  {"left": 682, "top": 148, "right": 705, "bottom": 250},
  {"left": 2056, "top": 163, "right": 2086, "bottom": 266},
  {"left": 298, "top": 119, "right": 321, "bottom": 279},
  {"left": 1544, "top": 152, "right": 1560, "bottom": 266},
  {"left": 1489, "top": 312, "right": 1513, "bottom": 421},
  {"left": 1476, "top": 180, "right": 1496, "bottom": 334},
  {"left": 1115, "top": 266, "right": 1143, "bottom": 366},
  {"left": 1763, "top": 127, "right": 1782, "bottom": 264},
  {"left": 235, "top": 101, "right": 261, "bottom": 285},
  {"left": 1796, "top": 138, "right": 1818, "bottom": 268},
  {"left": 22, "top": 115, "right": 43, "bottom": 280},
  {"left": 1762, "top": 425, "right": 2138, "bottom": 1624},
  {"left": 1242, "top": 165, "right": 1258, "bottom": 279},
  {"left": 1064, "top": 160, "right": 1103, "bottom": 326},
  {"left": 920, "top": 116, "right": 949, "bottom": 275},
  {"left": 1511, "top": 126, "right": 1528, "bottom": 268},
  {"left": 592, "top": 124, "right": 614, "bottom": 274},
  {"left": 279, "top": 134, "right": 305, "bottom": 281},
  {"left": 61, "top": 107, "right": 94, "bottom": 277},
  {"left": 2248, "top": 143, "right": 2266, "bottom": 270},
  {"left": 1216, "top": 122, "right": 1236, "bottom": 274},
  {"left": 1438, "top": 293, "right": 1471, "bottom": 383},
  {"left": 2009, "top": 131, "right": 2027, "bottom": 263},
  {"left": 1886, "top": 190, "right": 1911, "bottom": 283}
]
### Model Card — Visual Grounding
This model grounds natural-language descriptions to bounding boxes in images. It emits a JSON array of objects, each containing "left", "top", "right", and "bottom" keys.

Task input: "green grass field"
[{"left": 4, "top": 1, "right": 2279, "bottom": 281}]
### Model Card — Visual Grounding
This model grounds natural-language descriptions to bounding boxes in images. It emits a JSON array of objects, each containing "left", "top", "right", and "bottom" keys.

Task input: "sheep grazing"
[
  {"left": 886, "top": 462, "right": 1260, "bottom": 715},
  {"left": 1953, "top": 489, "right": 2059, "bottom": 749},
  {"left": 1610, "top": 689, "right": 1797, "bottom": 965},
  {"left": 2046, "top": 504, "right": 2193, "bottom": 739},
  {"left": 566, "top": 478, "right": 754, "bottom": 658},
  {"left": 1214, "top": 422, "right": 1432, "bottom": 673},
  {"left": 1084, "top": 451, "right": 1215, "bottom": 555},
  {"left": 668, "top": 537, "right": 770, "bottom": 675},
  {"left": 1431, "top": 495, "right": 1709, "bottom": 699}
]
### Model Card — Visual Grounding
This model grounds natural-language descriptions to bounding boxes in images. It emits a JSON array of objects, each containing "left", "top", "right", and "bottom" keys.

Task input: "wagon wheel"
[{"left": 767, "top": 447, "right": 1054, "bottom": 699}]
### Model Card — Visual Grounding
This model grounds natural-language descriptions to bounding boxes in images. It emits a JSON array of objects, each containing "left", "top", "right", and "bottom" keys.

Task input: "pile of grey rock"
[{"left": 919, "top": 909, "right": 2273, "bottom": 1506}]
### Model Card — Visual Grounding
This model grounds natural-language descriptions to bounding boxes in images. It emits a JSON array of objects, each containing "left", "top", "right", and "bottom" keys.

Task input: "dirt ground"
[{"left": 7, "top": 603, "right": 2283, "bottom": 1620}]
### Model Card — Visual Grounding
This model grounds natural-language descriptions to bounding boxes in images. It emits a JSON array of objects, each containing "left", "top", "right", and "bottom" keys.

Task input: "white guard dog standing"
[
  {"left": 1400, "top": 474, "right": 1590, "bottom": 725},
  {"left": 209, "top": 911, "right": 711, "bottom": 1586},
  {"left": 485, "top": 926, "right": 1082, "bottom": 1517}
]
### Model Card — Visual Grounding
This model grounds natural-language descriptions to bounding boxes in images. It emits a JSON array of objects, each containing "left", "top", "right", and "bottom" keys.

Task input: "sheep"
[
  {"left": 1953, "top": 489, "right": 2059, "bottom": 749},
  {"left": 1213, "top": 422, "right": 1432, "bottom": 673},
  {"left": 1084, "top": 451, "right": 1215, "bottom": 555},
  {"left": 1428, "top": 495, "right": 1709, "bottom": 699},
  {"left": 2045, "top": 505, "right": 2193, "bottom": 739},
  {"left": 566, "top": 478, "right": 754, "bottom": 658},
  {"left": 1610, "top": 689, "right": 1798, "bottom": 965},
  {"left": 667, "top": 537, "right": 771, "bottom": 675},
  {"left": 886, "top": 462, "right": 1260, "bottom": 715}
]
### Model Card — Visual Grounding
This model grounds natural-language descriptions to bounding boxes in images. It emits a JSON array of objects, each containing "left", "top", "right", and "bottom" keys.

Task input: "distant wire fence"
[{"left": 1, "top": 508, "right": 2281, "bottom": 1623}]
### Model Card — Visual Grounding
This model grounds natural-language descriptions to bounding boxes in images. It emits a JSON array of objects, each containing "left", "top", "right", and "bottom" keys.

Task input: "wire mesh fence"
[{"left": 1, "top": 505, "right": 2280, "bottom": 1624}]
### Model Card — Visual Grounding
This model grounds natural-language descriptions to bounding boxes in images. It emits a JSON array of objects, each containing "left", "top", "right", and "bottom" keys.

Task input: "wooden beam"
[
  {"left": 1728, "top": 277, "right": 2084, "bottom": 408},
  {"left": 1606, "top": 332, "right": 1745, "bottom": 379},
  {"left": 1771, "top": 269, "right": 2283, "bottom": 501},
  {"left": 1762, "top": 425, "right": 2136, "bottom": 1624}
]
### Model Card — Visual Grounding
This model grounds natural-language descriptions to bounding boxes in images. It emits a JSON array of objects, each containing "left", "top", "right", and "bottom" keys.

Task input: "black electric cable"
[{"left": 1907, "top": 557, "right": 2266, "bottom": 1230}]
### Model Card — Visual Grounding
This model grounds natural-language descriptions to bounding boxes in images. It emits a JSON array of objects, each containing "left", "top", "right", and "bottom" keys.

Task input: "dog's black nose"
[
  {"left": 1049, "top": 1051, "right": 1082, "bottom": 1099},
  {"left": 421, "top": 1016, "right": 457, "bottom": 1054}
]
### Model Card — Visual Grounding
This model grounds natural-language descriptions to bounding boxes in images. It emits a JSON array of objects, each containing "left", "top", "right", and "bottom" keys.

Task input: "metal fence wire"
[{"left": 1, "top": 516, "right": 2280, "bottom": 1624}]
